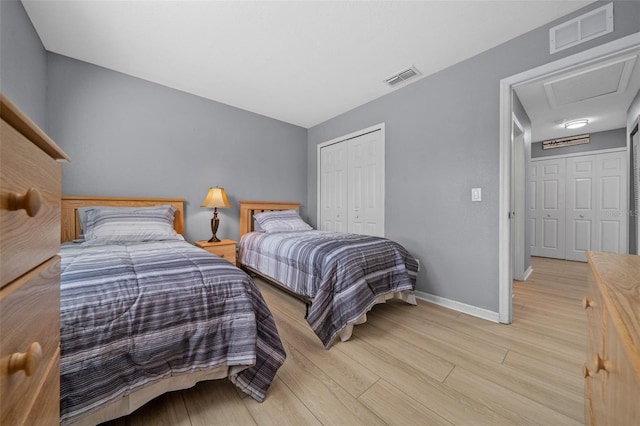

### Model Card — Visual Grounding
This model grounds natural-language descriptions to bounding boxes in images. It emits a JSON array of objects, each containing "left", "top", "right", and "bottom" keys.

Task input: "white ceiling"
[
  {"left": 514, "top": 46, "right": 640, "bottom": 142},
  {"left": 22, "top": 0, "right": 596, "bottom": 128}
]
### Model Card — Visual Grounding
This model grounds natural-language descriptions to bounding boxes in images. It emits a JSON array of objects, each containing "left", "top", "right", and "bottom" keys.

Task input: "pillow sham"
[
  {"left": 253, "top": 218, "right": 264, "bottom": 232},
  {"left": 253, "top": 209, "right": 312, "bottom": 233},
  {"left": 77, "top": 206, "right": 110, "bottom": 235},
  {"left": 83, "top": 205, "right": 183, "bottom": 242}
]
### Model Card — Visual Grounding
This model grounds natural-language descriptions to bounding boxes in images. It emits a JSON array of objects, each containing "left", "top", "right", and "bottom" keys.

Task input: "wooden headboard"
[
  {"left": 61, "top": 196, "right": 185, "bottom": 242},
  {"left": 239, "top": 200, "right": 301, "bottom": 238}
]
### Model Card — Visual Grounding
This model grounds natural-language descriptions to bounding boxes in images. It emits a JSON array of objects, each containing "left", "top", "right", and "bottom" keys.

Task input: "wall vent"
[
  {"left": 385, "top": 66, "right": 421, "bottom": 87},
  {"left": 549, "top": 3, "right": 613, "bottom": 54},
  {"left": 542, "top": 134, "right": 590, "bottom": 150}
]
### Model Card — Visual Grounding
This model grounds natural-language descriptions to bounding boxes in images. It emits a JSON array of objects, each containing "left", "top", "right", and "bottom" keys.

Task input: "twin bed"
[
  {"left": 237, "top": 201, "right": 419, "bottom": 349},
  {"left": 59, "top": 197, "right": 285, "bottom": 425},
  {"left": 59, "top": 197, "right": 418, "bottom": 425}
]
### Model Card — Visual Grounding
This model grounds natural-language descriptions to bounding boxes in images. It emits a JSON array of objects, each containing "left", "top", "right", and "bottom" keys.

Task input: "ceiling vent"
[
  {"left": 549, "top": 3, "right": 613, "bottom": 54},
  {"left": 385, "top": 66, "right": 421, "bottom": 87}
]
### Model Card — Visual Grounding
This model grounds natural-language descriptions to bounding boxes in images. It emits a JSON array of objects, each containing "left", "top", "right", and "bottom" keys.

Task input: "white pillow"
[
  {"left": 83, "top": 205, "right": 183, "bottom": 242},
  {"left": 253, "top": 209, "right": 312, "bottom": 233}
]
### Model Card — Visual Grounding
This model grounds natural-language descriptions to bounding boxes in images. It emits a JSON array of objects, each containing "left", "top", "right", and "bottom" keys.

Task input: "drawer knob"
[
  {"left": 594, "top": 353, "right": 610, "bottom": 373},
  {"left": 582, "top": 364, "right": 595, "bottom": 378},
  {"left": 582, "top": 297, "right": 595, "bottom": 309},
  {"left": 9, "top": 187, "right": 42, "bottom": 217},
  {"left": 3, "top": 342, "right": 42, "bottom": 377}
]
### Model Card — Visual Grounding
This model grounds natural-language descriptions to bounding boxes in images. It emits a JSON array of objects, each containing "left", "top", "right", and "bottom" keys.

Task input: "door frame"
[
  {"left": 631, "top": 117, "right": 640, "bottom": 255},
  {"left": 498, "top": 32, "right": 640, "bottom": 324},
  {"left": 316, "top": 122, "right": 386, "bottom": 234}
]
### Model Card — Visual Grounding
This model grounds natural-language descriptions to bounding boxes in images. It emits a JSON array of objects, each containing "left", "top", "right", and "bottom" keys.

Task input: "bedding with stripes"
[
  {"left": 59, "top": 240, "right": 285, "bottom": 425},
  {"left": 238, "top": 230, "right": 418, "bottom": 348}
]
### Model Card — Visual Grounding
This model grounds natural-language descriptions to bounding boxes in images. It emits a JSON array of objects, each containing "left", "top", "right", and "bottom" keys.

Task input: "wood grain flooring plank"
[
  {"left": 242, "top": 378, "right": 320, "bottom": 426},
  {"left": 182, "top": 379, "right": 256, "bottom": 426},
  {"left": 358, "top": 379, "right": 453, "bottom": 426}
]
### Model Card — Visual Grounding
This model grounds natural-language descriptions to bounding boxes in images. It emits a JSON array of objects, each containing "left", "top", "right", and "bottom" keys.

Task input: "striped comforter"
[
  {"left": 239, "top": 230, "right": 418, "bottom": 348},
  {"left": 59, "top": 240, "right": 285, "bottom": 425}
]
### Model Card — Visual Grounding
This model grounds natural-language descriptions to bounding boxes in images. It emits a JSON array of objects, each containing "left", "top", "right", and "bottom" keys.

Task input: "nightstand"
[{"left": 194, "top": 239, "right": 237, "bottom": 265}]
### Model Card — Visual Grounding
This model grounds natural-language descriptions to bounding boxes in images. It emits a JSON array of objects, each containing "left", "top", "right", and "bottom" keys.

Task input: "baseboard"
[
  {"left": 522, "top": 265, "right": 533, "bottom": 281},
  {"left": 414, "top": 290, "right": 500, "bottom": 323}
]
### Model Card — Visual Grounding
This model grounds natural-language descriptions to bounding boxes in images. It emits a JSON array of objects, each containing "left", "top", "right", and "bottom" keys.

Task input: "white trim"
[
  {"left": 522, "top": 265, "right": 534, "bottom": 281},
  {"left": 531, "top": 147, "right": 627, "bottom": 162},
  {"left": 316, "top": 123, "right": 386, "bottom": 234},
  {"left": 499, "top": 78, "right": 513, "bottom": 323},
  {"left": 499, "top": 32, "right": 640, "bottom": 324},
  {"left": 414, "top": 291, "right": 499, "bottom": 323}
]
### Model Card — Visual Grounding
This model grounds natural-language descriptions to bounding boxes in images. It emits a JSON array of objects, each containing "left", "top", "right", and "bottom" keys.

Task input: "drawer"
[
  {"left": 196, "top": 240, "right": 237, "bottom": 265},
  {"left": 585, "top": 270, "right": 604, "bottom": 351},
  {"left": 0, "top": 257, "right": 60, "bottom": 426},
  {"left": 22, "top": 349, "right": 60, "bottom": 426},
  {"left": 1, "top": 119, "right": 62, "bottom": 288},
  {"left": 211, "top": 244, "right": 236, "bottom": 263}
]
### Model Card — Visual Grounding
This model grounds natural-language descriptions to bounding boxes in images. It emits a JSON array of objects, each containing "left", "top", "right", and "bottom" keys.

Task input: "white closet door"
[
  {"left": 566, "top": 156, "right": 596, "bottom": 261},
  {"left": 593, "top": 151, "right": 627, "bottom": 254},
  {"left": 566, "top": 151, "right": 628, "bottom": 260},
  {"left": 348, "top": 130, "right": 384, "bottom": 237},
  {"left": 530, "top": 158, "right": 566, "bottom": 259},
  {"left": 319, "top": 127, "right": 385, "bottom": 237},
  {"left": 320, "top": 142, "right": 347, "bottom": 232},
  {"left": 534, "top": 150, "right": 627, "bottom": 262}
]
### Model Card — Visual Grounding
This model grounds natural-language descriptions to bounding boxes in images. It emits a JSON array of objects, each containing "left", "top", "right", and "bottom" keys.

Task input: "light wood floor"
[{"left": 102, "top": 257, "right": 588, "bottom": 425}]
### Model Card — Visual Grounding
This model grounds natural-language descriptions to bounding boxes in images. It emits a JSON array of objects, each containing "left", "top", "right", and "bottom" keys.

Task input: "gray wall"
[
  {"left": 0, "top": 0, "right": 48, "bottom": 129},
  {"left": 532, "top": 128, "right": 627, "bottom": 158},
  {"left": 47, "top": 54, "right": 308, "bottom": 243},
  {"left": 307, "top": 1, "right": 640, "bottom": 312}
]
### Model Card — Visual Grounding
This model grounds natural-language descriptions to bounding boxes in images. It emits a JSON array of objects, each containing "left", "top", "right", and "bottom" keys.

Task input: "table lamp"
[{"left": 201, "top": 186, "right": 230, "bottom": 242}]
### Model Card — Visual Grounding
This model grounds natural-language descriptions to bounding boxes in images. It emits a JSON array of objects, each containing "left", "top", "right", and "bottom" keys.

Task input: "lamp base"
[{"left": 209, "top": 209, "right": 221, "bottom": 243}]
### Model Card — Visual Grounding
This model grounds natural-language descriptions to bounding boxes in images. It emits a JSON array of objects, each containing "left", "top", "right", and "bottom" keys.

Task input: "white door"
[
  {"left": 566, "top": 156, "right": 595, "bottom": 261},
  {"left": 320, "top": 142, "right": 347, "bottom": 232},
  {"left": 592, "top": 151, "right": 627, "bottom": 253},
  {"left": 567, "top": 151, "right": 628, "bottom": 259},
  {"left": 534, "top": 150, "right": 628, "bottom": 262},
  {"left": 530, "top": 158, "right": 566, "bottom": 258},
  {"left": 348, "top": 130, "right": 384, "bottom": 236},
  {"left": 319, "top": 126, "right": 385, "bottom": 236}
]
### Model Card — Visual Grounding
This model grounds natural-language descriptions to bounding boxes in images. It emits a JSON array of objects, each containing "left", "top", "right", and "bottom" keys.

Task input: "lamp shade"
[{"left": 201, "top": 187, "right": 230, "bottom": 209}]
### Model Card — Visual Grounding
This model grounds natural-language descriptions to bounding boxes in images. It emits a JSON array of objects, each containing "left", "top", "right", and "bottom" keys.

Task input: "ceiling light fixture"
[{"left": 564, "top": 119, "right": 589, "bottom": 129}]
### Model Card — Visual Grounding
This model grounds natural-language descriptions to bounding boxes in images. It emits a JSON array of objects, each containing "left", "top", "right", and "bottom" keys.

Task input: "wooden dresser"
[
  {"left": 0, "top": 93, "right": 69, "bottom": 425},
  {"left": 584, "top": 251, "right": 640, "bottom": 425}
]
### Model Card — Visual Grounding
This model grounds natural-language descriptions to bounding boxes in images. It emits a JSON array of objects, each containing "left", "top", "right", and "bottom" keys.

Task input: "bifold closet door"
[
  {"left": 530, "top": 158, "right": 566, "bottom": 259},
  {"left": 320, "top": 142, "right": 348, "bottom": 232},
  {"left": 347, "top": 130, "right": 384, "bottom": 237},
  {"left": 566, "top": 151, "right": 627, "bottom": 261},
  {"left": 319, "top": 129, "right": 384, "bottom": 236},
  {"left": 531, "top": 150, "right": 628, "bottom": 261}
]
